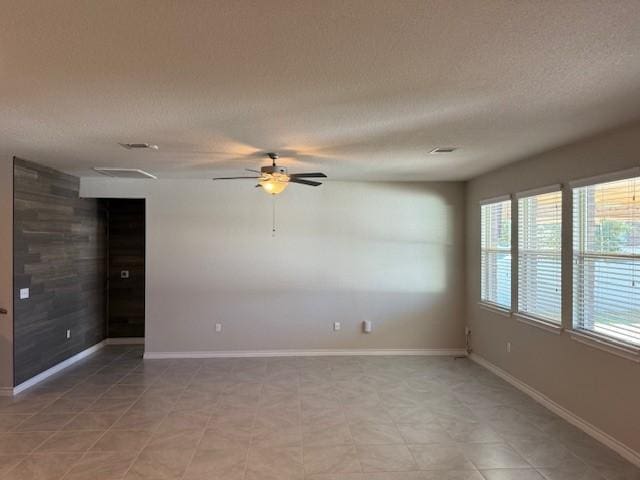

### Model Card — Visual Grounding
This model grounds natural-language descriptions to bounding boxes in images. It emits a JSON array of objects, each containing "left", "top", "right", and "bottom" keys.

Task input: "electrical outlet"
[
  {"left": 506, "top": 342, "right": 511, "bottom": 353},
  {"left": 333, "top": 322, "right": 341, "bottom": 331},
  {"left": 465, "top": 326, "right": 471, "bottom": 336},
  {"left": 215, "top": 323, "right": 222, "bottom": 333},
  {"left": 120, "top": 270, "right": 130, "bottom": 279},
  {"left": 19, "top": 288, "right": 29, "bottom": 300},
  {"left": 66, "top": 329, "right": 71, "bottom": 339}
]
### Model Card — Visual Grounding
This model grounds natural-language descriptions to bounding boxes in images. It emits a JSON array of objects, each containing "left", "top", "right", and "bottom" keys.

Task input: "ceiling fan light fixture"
[{"left": 259, "top": 177, "right": 289, "bottom": 195}]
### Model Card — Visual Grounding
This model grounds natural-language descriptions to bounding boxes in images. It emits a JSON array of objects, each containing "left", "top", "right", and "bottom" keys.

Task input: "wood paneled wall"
[
  {"left": 105, "top": 199, "right": 145, "bottom": 338},
  {"left": 13, "top": 158, "right": 106, "bottom": 385}
]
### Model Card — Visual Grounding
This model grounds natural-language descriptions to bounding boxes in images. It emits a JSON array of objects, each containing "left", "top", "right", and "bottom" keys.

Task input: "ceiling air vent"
[
  {"left": 430, "top": 147, "right": 457, "bottom": 154},
  {"left": 119, "top": 143, "right": 159, "bottom": 150},
  {"left": 93, "top": 168, "right": 157, "bottom": 179}
]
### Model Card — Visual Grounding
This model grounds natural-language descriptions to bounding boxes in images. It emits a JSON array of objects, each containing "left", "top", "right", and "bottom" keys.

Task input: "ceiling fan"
[{"left": 212, "top": 152, "right": 327, "bottom": 195}]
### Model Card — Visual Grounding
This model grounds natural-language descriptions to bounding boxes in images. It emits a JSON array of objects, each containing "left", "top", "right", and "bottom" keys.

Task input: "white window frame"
[
  {"left": 514, "top": 185, "right": 563, "bottom": 330},
  {"left": 479, "top": 195, "right": 512, "bottom": 313},
  {"left": 569, "top": 168, "right": 640, "bottom": 360}
]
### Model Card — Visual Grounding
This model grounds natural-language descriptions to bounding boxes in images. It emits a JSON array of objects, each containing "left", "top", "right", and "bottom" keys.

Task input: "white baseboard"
[
  {"left": 144, "top": 348, "right": 466, "bottom": 359},
  {"left": 469, "top": 352, "right": 640, "bottom": 468},
  {"left": 105, "top": 337, "right": 145, "bottom": 345},
  {"left": 10, "top": 340, "right": 106, "bottom": 396}
]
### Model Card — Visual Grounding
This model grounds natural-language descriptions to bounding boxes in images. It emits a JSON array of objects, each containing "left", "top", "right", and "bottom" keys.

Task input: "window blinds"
[
  {"left": 573, "top": 176, "right": 640, "bottom": 347},
  {"left": 518, "top": 191, "right": 562, "bottom": 323},
  {"left": 481, "top": 199, "right": 511, "bottom": 309}
]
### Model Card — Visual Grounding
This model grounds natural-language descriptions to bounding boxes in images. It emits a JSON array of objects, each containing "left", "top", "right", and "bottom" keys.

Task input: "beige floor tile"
[
  {"left": 462, "top": 443, "right": 530, "bottom": 470},
  {"left": 537, "top": 463, "right": 607, "bottom": 479},
  {"left": 155, "top": 411, "right": 210, "bottom": 433},
  {"left": 421, "top": 471, "right": 485, "bottom": 479},
  {"left": 14, "top": 414, "right": 76, "bottom": 432},
  {"left": 90, "top": 430, "right": 152, "bottom": 452},
  {"left": 301, "top": 407, "right": 346, "bottom": 426},
  {"left": 63, "top": 413, "right": 121, "bottom": 431},
  {"left": 0, "top": 454, "right": 28, "bottom": 476},
  {"left": 0, "top": 347, "right": 635, "bottom": 480},
  {"left": 303, "top": 422, "right": 353, "bottom": 446},
  {"left": 199, "top": 425, "right": 253, "bottom": 449},
  {"left": 356, "top": 444, "right": 418, "bottom": 472},
  {"left": 0, "top": 432, "right": 53, "bottom": 454},
  {"left": 208, "top": 408, "right": 255, "bottom": 429},
  {"left": 43, "top": 398, "right": 95, "bottom": 415},
  {"left": 111, "top": 411, "right": 166, "bottom": 431},
  {"left": 64, "top": 451, "right": 137, "bottom": 480},
  {"left": 303, "top": 445, "right": 361, "bottom": 475},
  {"left": 183, "top": 448, "right": 248, "bottom": 480},
  {"left": 408, "top": 443, "right": 475, "bottom": 471},
  {"left": 4, "top": 452, "right": 77, "bottom": 480},
  {"left": 125, "top": 447, "right": 193, "bottom": 479},
  {"left": 480, "top": 469, "right": 546, "bottom": 479},
  {"left": 252, "top": 423, "right": 302, "bottom": 447},
  {"left": 145, "top": 428, "right": 203, "bottom": 451},
  {"left": 245, "top": 446, "right": 303, "bottom": 480},
  {"left": 349, "top": 421, "right": 404, "bottom": 445},
  {"left": 36, "top": 430, "right": 103, "bottom": 453},
  {"left": 0, "top": 415, "right": 31, "bottom": 432},
  {"left": 440, "top": 418, "right": 504, "bottom": 443},
  {"left": 509, "top": 438, "right": 584, "bottom": 469},
  {"left": 397, "top": 421, "right": 454, "bottom": 444}
]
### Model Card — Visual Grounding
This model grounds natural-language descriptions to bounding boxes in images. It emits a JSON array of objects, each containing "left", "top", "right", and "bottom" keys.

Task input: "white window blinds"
[
  {"left": 573, "top": 176, "right": 640, "bottom": 347},
  {"left": 481, "top": 199, "right": 512, "bottom": 309},
  {"left": 518, "top": 190, "right": 562, "bottom": 323}
]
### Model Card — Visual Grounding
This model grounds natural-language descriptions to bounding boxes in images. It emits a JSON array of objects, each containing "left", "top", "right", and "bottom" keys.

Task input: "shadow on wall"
[{"left": 154, "top": 181, "right": 460, "bottom": 294}]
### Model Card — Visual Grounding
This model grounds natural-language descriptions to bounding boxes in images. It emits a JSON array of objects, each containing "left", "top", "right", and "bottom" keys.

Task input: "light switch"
[
  {"left": 120, "top": 270, "right": 130, "bottom": 279},
  {"left": 215, "top": 323, "right": 222, "bottom": 333},
  {"left": 19, "top": 288, "right": 29, "bottom": 300}
]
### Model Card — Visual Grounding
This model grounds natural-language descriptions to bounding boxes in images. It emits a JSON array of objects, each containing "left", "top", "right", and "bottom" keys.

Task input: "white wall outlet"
[
  {"left": 19, "top": 288, "right": 29, "bottom": 300},
  {"left": 120, "top": 270, "right": 130, "bottom": 279},
  {"left": 506, "top": 342, "right": 511, "bottom": 353},
  {"left": 333, "top": 322, "right": 341, "bottom": 331},
  {"left": 362, "top": 320, "right": 372, "bottom": 333},
  {"left": 465, "top": 326, "right": 471, "bottom": 336},
  {"left": 215, "top": 323, "right": 222, "bottom": 333},
  {"left": 66, "top": 329, "right": 71, "bottom": 339}
]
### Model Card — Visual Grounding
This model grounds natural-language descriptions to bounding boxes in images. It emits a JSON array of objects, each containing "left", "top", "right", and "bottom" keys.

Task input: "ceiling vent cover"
[
  {"left": 119, "top": 143, "right": 159, "bottom": 150},
  {"left": 430, "top": 147, "right": 457, "bottom": 154},
  {"left": 93, "top": 167, "right": 157, "bottom": 179}
]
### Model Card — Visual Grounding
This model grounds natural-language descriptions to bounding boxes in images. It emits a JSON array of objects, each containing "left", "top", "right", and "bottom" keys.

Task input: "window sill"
[
  {"left": 570, "top": 330, "right": 640, "bottom": 363},
  {"left": 514, "top": 313, "right": 563, "bottom": 334},
  {"left": 478, "top": 302, "right": 512, "bottom": 318}
]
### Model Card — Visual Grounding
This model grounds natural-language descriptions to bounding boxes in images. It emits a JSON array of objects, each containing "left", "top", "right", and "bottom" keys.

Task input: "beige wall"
[
  {"left": 466, "top": 121, "right": 640, "bottom": 454},
  {"left": 0, "top": 156, "right": 13, "bottom": 390},
  {"left": 81, "top": 179, "right": 466, "bottom": 354}
]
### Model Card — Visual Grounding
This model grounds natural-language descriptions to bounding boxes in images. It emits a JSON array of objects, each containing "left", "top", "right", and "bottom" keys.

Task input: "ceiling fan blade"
[
  {"left": 289, "top": 172, "right": 327, "bottom": 178},
  {"left": 212, "top": 176, "right": 261, "bottom": 180},
  {"left": 245, "top": 169, "right": 262, "bottom": 174},
  {"left": 289, "top": 178, "right": 322, "bottom": 187}
]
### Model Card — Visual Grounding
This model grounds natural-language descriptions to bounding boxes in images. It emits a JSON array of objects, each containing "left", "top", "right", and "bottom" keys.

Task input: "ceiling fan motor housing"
[{"left": 261, "top": 165, "right": 288, "bottom": 175}]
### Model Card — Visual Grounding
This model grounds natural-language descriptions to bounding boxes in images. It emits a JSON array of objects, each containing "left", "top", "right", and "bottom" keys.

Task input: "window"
[
  {"left": 573, "top": 175, "right": 640, "bottom": 347},
  {"left": 517, "top": 190, "right": 562, "bottom": 324},
  {"left": 481, "top": 199, "right": 512, "bottom": 309}
]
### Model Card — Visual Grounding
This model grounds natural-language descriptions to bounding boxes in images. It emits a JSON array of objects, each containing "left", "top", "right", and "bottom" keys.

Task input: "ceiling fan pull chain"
[{"left": 272, "top": 194, "right": 277, "bottom": 237}]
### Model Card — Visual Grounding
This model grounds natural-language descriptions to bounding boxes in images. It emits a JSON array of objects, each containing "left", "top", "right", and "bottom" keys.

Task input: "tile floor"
[{"left": 0, "top": 346, "right": 637, "bottom": 480}]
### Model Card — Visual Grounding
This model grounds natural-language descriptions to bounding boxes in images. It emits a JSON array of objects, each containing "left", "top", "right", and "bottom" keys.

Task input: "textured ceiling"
[{"left": 1, "top": 0, "right": 640, "bottom": 180}]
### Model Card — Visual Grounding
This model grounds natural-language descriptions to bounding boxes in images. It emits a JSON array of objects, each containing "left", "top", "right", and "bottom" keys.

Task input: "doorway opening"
[{"left": 103, "top": 199, "right": 146, "bottom": 340}]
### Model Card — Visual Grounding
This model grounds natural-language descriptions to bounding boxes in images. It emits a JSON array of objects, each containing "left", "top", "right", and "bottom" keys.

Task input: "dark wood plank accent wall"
[
  {"left": 105, "top": 199, "right": 145, "bottom": 338},
  {"left": 13, "top": 158, "right": 106, "bottom": 385}
]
